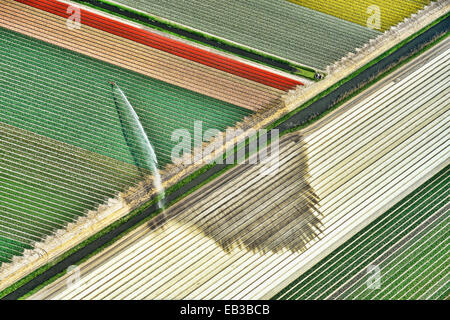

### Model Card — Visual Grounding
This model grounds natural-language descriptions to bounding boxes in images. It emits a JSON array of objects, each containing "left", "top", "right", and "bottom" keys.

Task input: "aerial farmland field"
[
  {"left": 0, "top": 0, "right": 448, "bottom": 307},
  {"left": 0, "top": 123, "right": 144, "bottom": 263},
  {"left": 28, "top": 37, "right": 450, "bottom": 300},
  {"left": 0, "top": 24, "right": 257, "bottom": 277}
]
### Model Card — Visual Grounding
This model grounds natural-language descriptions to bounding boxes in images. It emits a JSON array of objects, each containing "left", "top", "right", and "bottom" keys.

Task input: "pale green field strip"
[
  {"left": 30, "top": 42, "right": 449, "bottom": 300},
  {"left": 109, "top": 0, "right": 381, "bottom": 70},
  {"left": 0, "top": 123, "right": 144, "bottom": 265},
  {"left": 273, "top": 167, "right": 449, "bottom": 300},
  {"left": 0, "top": 27, "right": 251, "bottom": 167}
]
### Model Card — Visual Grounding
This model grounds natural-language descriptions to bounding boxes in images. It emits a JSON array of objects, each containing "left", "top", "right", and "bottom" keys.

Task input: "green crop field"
[
  {"left": 0, "top": 26, "right": 252, "bottom": 266},
  {"left": 273, "top": 165, "right": 449, "bottom": 300}
]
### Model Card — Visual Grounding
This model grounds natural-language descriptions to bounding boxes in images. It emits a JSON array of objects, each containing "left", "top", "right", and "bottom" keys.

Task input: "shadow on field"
[{"left": 146, "top": 133, "right": 322, "bottom": 254}]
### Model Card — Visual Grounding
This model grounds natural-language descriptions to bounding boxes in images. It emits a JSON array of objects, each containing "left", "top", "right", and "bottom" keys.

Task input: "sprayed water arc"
[{"left": 110, "top": 82, "right": 165, "bottom": 210}]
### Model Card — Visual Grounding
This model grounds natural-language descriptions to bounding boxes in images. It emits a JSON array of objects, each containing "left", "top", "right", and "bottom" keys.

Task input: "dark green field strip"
[
  {"left": 0, "top": 241, "right": 28, "bottom": 255},
  {"left": 0, "top": 226, "right": 40, "bottom": 245},
  {"left": 0, "top": 240, "right": 30, "bottom": 256},
  {"left": 2, "top": 154, "right": 119, "bottom": 202},
  {"left": 375, "top": 229, "right": 448, "bottom": 299},
  {"left": 0, "top": 225, "right": 40, "bottom": 244},
  {"left": 0, "top": 193, "right": 78, "bottom": 224},
  {"left": 273, "top": 166, "right": 449, "bottom": 299},
  {"left": 0, "top": 152, "right": 139, "bottom": 203},
  {"left": 0, "top": 220, "right": 44, "bottom": 242},
  {"left": 1, "top": 174, "right": 101, "bottom": 216},
  {"left": 0, "top": 254, "right": 12, "bottom": 264},
  {"left": 1, "top": 210, "right": 59, "bottom": 234},
  {"left": 0, "top": 244, "right": 24, "bottom": 259},
  {"left": 428, "top": 275, "right": 449, "bottom": 299},
  {"left": 0, "top": 210, "right": 56, "bottom": 235},
  {"left": 408, "top": 260, "right": 448, "bottom": 299},
  {"left": 2, "top": 152, "right": 127, "bottom": 198},
  {"left": 1, "top": 125, "right": 141, "bottom": 210},
  {"left": 379, "top": 216, "right": 448, "bottom": 299},
  {"left": 286, "top": 168, "right": 448, "bottom": 300},
  {"left": 0, "top": 27, "right": 252, "bottom": 167},
  {"left": 1, "top": 150, "right": 115, "bottom": 198},
  {"left": 288, "top": 181, "right": 448, "bottom": 299},
  {"left": 0, "top": 204, "right": 64, "bottom": 230},
  {"left": 363, "top": 233, "right": 448, "bottom": 299},
  {"left": 274, "top": 168, "right": 449, "bottom": 299},
  {"left": 0, "top": 237, "right": 32, "bottom": 252},
  {"left": 324, "top": 185, "right": 450, "bottom": 299},
  {"left": 289, "top": 177, "right": 448, "bottom": 298}
]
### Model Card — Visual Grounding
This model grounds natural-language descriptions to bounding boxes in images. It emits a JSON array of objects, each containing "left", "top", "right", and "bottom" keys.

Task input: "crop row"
[
  {"left": 0, "top": 15, "right": 256, "bottom": 267},
  {"left": 0, "top": 123, "right": 143, "bottom": 264},
  {"left": 0, "top": 0, "right": 283, "bottom": 111},
  {"left": 0, "top": 27, "right": 252, "bottom": 167}
]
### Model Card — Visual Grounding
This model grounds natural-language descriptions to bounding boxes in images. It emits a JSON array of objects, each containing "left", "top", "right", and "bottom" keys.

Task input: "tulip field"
[
  {"left": 288, "top": 0, "right": 432, "bottom": 31},
  {"left": 29, "top": 39, "right": 449, "bottom": 299}
]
